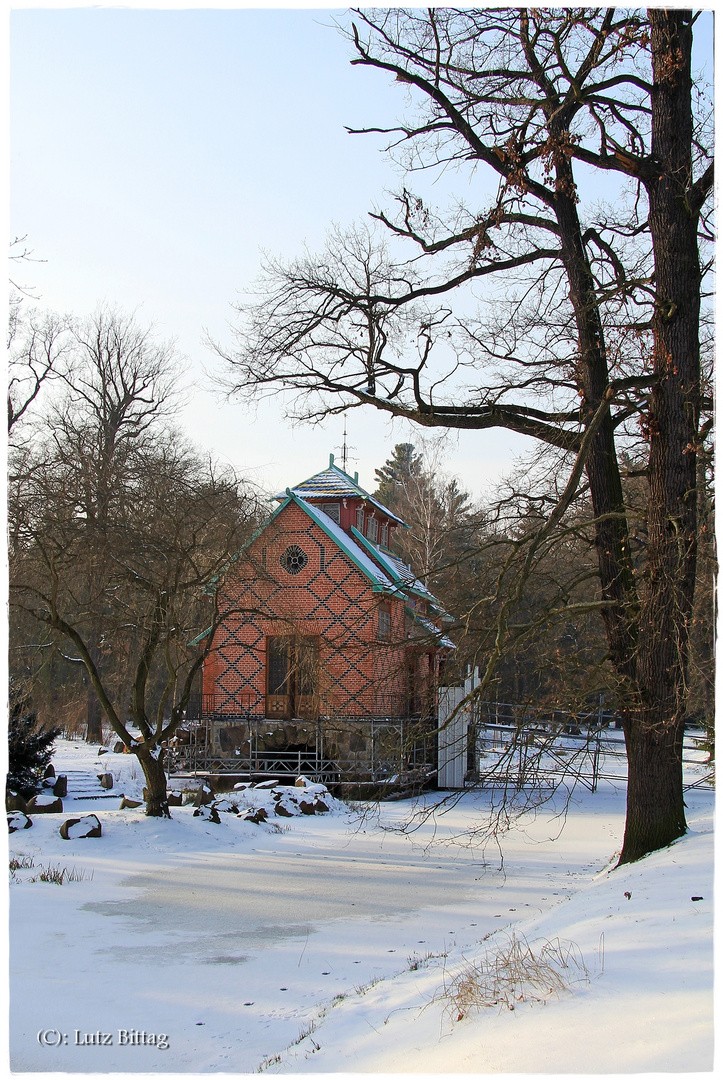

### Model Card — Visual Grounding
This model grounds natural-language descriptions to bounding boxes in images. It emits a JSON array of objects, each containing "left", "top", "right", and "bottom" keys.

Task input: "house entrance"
[{"left": 266, "top": 635, "right": 319, "bottom": 720}]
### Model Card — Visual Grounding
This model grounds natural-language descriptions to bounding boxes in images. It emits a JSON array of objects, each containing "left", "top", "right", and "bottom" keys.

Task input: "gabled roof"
[
  {"left": 293, "top": 495, "right": 395, "bottom": 591},
  {"left": 275, "top": 456, "right": 409, "bottom": 528},
  {"left": 351, "top": 526, "right": 448, "bottom": 615}
]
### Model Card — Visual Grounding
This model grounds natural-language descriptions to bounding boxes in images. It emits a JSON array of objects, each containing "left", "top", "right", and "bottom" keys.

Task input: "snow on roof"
[
  {"left": 406, "top": 607, "right": 456, "bottom": 649},
  {"left": 351, "top": 528, "right": 446, "bottom": 610},
  {"left": 293, "top": 495, "right": 395, "bottom": 591},
  {"left": 275, "top": 460, "right": 409, "bottom": 527}
]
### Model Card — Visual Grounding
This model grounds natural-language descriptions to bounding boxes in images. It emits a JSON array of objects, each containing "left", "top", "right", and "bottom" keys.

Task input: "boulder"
[
  {"left": 313, "top": 798, "right": 329, "bottom": 813},
  {"left": 119, "top": 797, "right": 143, "bottom": 809},
  {"left": 59, "top": 814, "right": 102, "bottom": 840},
  {"left": 253, "top": 779, "right": 278, "bottom": 790},
  {"left": 240, "top": 806, "right": 268, "bottom": 824},
  {"left": 113, "top": 741, "right": 126, "bottom": 753},
  {"left": 26, "top": 794, "right": 63, "bottom": 814},
  {"left": 43, "top": 763, "right": 56, "bottom": 779},
  {"left": 274, "top": 801, "right": 295, "bottom": 818},
  {"left": 193, "top": 804, "right": 221, "bottom": 824},
  {"left": 98, "top": 773, "right": 114, "bottom": 790},
  {"left": 98, "top": 746, "right": 110, "bottom": 756},
  {"left": 53, "top": 775, "right": 68, "bottom": 798},
  {"left": 193, "top": 785, "right": 214, "bottom": 807},
  {"left": 167, "top": 791, "right": 183, "bottom": 807},
  {"left": 8, "top": 811, "right": 32, "bottom": 833},
  {"left": 213, "top": 798, "right": 237, "bottom": 814},
  {"left": 6, "top": 791, "right": 27, "bottom": 813},
  {"left": 298, "top": 799, "right": 316, "bottom": 815}
]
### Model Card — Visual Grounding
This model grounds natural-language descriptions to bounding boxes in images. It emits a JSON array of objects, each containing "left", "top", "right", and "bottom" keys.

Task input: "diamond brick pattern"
[{"left": 203, "top": 501, "right": 416, "bottom": 720}]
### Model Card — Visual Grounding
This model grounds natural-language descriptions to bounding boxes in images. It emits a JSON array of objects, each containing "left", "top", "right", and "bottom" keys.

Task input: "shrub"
[{"left": 7, "top": 683, "right": 61, "bottom": 798}]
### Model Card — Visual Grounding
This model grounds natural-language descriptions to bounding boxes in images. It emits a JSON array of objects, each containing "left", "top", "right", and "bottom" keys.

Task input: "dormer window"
[
  {"left": 321, "top": 502, "right": 340, "bottom": 524},
  {"left": 356, "top": 506, "right": 365, "bottom": 531},
  {"left": 366, "top": 517, "right": 378, "bottom": 543},
  {"left": 380, "top": 523, "right": 388, "bottom": 548}
]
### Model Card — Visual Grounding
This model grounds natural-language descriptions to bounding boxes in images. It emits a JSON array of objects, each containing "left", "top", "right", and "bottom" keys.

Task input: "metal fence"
[
  {"left": 470, "top": 720, "right": 712, "bottom": 793},
  {"left": 168, "top": 714, "right": 437, "bottom": 787}
]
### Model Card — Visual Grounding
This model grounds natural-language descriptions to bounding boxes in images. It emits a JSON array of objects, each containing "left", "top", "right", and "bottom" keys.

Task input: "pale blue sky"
[{"left": 9, "top": 4, "right": 714, "bottom": 500}]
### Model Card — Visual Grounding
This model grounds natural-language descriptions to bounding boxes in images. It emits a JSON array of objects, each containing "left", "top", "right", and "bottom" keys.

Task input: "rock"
[
  {"left": 274, "top": 801, "right": 296, "bottom": 817},
  {"left": 193, "top": 804, "right": 221, "bottom": 823},
  {"left": 43, "top": 764, "right": 56, "bottom": 779},
  {"left": 167, "top": 792, "right": 183, "bottom": 807},
  {"left": 113, "top": 741, "right": 126, "bottom": 753},
  {"left": 98, "top": 746, "right": 110, "bottom": 756},
  {"left": 212, "top": 798, "right": 237, "bottom": 814},
  {"left": 6, "top": 791, "right": 27, "bottom": 813},
  {"left": 52, "top": 775, "right": 68, "bottom": 798},
  {"left": 240, "top": 806, "right": 268, "bottom": 824},
  {"left": 59, "top": 814, "right": 102, "bottom": 840},
  {"left": 313, "top": 798, "right": 329, "bottom": 813},
  {"left": 233, "top": 782, "right": 252, "bottom": 791},
  {"left": 253, "top": 779, "right": 278, "bottom": 790},
  {"left": 119, "top": 797, "right": 143, "bottom": 809},
  {"left": 26, "top": 794, "right": 63, "bottom": 814},
  {"left": 193, "top": 785, "right": 214, "bottom": 807},
  {"left": 97, "top": 773, "right": 114, "bottom": 790},
  {"left": 298, "top": 799, "right": 316, "bottom": 815},
  {"left": 8, "top": 811, "right": 32, "bottom": 833},
  {"left": 295, "top": 775, "right": 310, "bottom": 788}
]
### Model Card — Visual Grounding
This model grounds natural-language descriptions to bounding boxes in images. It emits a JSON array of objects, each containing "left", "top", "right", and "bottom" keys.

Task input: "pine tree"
[
  {"left": 373, "top": 443, "right": 422, "bottom": 505},
  {"left": 7, "top": 683, "right": 61, "bottom": 797}
]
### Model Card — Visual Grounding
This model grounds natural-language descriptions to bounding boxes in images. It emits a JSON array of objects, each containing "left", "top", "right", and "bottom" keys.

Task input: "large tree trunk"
[
  {"left": 618, "top": 10, "right": 701, "bottom": 865},
  {"left": 135, "top": 747, "right": 171, "bottom": 818},
  {"left": 621, "top": 716, "right": 686, "bottom": 864}
]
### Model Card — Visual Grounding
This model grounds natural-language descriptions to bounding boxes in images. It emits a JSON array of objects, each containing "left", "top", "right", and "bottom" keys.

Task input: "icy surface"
[{"left": 8, "top": 738, "right": 714, "bottom": 1073}]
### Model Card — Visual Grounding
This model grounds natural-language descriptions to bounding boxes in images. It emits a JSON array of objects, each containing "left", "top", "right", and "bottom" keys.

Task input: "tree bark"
[
  {"left": 135, "top": 747, "right": 171, "bottom": 818},
  {"left": 618, "top": 10, "right": 701, "bottom": 865}
]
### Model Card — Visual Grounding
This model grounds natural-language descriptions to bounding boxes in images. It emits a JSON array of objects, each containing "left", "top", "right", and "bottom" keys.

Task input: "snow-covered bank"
[{"left": 8, "top": 739, "right": 713, "bottom": 1072}]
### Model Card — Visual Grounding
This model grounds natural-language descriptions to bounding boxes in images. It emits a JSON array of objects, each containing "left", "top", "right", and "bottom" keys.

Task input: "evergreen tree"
[
  {"left": 373, "top": 443, "right": 422, "bottom": 505},
  {"left": 7, "top": 683, "right": 61, "bottom": 797}
]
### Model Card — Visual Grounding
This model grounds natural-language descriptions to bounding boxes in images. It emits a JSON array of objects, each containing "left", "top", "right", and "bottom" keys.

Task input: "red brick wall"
[{"left": 202, "top": 502, "right": 409, "bottom": 718}]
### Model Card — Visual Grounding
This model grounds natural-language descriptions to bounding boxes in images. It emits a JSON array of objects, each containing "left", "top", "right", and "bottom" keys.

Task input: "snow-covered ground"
[{"left": 8, "top": 738, "right": 714, "bottom": 1073}]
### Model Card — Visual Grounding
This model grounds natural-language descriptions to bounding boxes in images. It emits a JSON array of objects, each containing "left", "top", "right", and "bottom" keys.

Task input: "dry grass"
[
  {"left": 9, "top": 857, "right": 93, "bottom": 885},
  {"left": 442, "top": 932, "right": 589, "bottom": 1021}
]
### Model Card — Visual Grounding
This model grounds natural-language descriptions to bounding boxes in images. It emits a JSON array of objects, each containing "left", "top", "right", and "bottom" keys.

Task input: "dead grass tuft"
[{"left": 441, "top": 932, "right": 589, "bottom": 1020}]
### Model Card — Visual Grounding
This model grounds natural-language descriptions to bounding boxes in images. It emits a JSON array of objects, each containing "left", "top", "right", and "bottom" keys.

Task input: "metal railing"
[
  {"left": 469, "top": 721, "right": 712, "bottom": 793},
  {"left": 187, "top": 690, "right": 436, "bottom": 723}
]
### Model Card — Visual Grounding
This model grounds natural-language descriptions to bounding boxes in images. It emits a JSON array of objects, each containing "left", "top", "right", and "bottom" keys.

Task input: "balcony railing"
[{"left": 187, "top": 690, "right": 437, "bottom": 722}]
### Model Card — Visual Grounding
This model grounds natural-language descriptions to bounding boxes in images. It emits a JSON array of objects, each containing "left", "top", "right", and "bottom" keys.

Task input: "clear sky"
[{"left": 9, "top": 3, "right": 714, "bottom": 501}]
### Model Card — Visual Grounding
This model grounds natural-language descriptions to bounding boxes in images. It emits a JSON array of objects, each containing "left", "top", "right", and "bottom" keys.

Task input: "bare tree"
[
  {"left": 9, "top": 429, "right": 260, "bottom": 815},
  {"left": 217, "top": 9, "right": 714, "bottom": 863},
  {"left": 8, "top": 305, "right": 262, "bottom": 813},
  {"left": 7, "top": 238, "right": 71, "bottom": 434}
]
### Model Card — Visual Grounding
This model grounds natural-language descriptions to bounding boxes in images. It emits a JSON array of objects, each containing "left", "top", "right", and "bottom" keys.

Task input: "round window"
[{"left": 280, "top": 544, "right": 308, "bottom": 575}]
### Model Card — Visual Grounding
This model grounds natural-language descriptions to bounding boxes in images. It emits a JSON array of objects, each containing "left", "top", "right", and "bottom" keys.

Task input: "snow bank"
[{"left": 7, "top": 738, "right": 714, "bottom": 1074}]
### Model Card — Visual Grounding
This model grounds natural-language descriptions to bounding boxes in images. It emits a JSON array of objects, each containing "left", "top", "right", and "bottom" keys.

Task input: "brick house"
[{"left": 189, "top": 456, "right": 454, "bottom": 790}]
